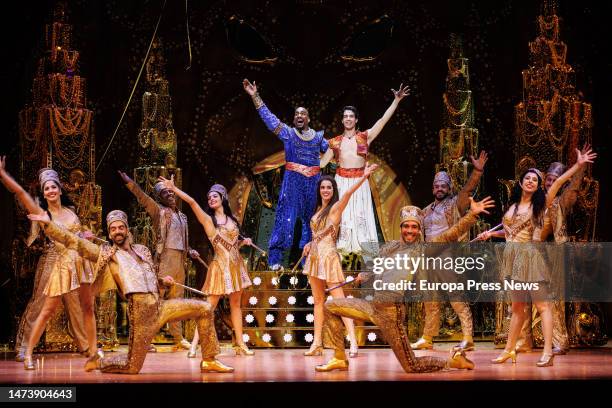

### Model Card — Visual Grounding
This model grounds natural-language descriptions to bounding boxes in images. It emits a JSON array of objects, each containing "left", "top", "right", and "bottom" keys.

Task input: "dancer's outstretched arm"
[
  {"left": 118, "top": 171, "right": 160, "bottom": 220},
  {"left": 546, "top": 147, "right": 597, "bottom": 208},
  {"left": 367, "top": 84, "right": 410, "bottom": 144},
  {"left": 243, "top": 78, "right": 289, "bottom": 140},
  {"left": 158, "top": 176, "right": 216, "bottom": 237},
  {"left": 457, "top": 151, "right": 488, "bottom": 214},
  {"left": 0, "top": 156, "right": 44, "bottom": 215},
  {"left": 28, "top": 212, "right": 101, "bottom": 262},
  {"left": 557, "top": 144, "right": 591, "bottom": 211},
  {"left": 435, "top": 196, "right": 495, "bottom": 243}
]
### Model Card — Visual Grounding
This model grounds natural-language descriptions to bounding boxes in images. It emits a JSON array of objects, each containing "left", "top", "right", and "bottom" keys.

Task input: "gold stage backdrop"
[{"left": 433, "top": 34, "right": 494, "bottom": 340}]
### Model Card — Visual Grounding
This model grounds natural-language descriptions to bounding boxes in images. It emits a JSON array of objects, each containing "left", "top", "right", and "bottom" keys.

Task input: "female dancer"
[
  {"left": 480, "top": 147, "right": 596, "bottom": 367},
  {"left": 302, "top": 162, "right": 378, "bottom": 358},
  {"left": 158, "top": 177, "right": 254, "bottom": 356},
  {"left": 0, "top": 157, "right": 98, "bottom": 370}
]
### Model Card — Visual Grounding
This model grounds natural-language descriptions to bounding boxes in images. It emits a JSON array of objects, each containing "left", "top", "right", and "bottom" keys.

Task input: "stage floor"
[{"left": 2, "top": 342, "right": 611, "bottom": 383}]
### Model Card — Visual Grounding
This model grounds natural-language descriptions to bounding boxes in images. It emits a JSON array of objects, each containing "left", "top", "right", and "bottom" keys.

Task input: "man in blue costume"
[{"left": 243, "top": 79, "right": 328, "bottom": 270}]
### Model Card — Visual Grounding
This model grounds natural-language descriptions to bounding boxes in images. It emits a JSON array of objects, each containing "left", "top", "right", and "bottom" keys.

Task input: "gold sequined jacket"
[{"left": 44, "top": 221, "right": 160, "bottom": 296}]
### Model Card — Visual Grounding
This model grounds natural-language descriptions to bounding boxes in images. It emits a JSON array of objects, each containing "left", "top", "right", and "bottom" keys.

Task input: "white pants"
[{"left": 335, "top": 174, "right": 379, "bottom": 255}]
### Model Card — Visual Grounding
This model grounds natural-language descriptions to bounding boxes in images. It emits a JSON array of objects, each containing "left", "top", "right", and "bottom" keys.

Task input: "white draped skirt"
[{"left": 335, "top": 174, "right": 379, "bottom": 255}]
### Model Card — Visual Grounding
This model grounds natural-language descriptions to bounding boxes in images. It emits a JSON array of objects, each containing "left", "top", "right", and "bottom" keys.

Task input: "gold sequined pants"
[
  {"left": 15, "top": 252, "right": 88, "bottom": 354},
  {"left": 99, "top": 294, "right": 219, "bottom": 374},
  {"left": 323, "top": 297, "right": 447, "bottom": 373},
  {"left": 422, "top": 301, "right": 473, "bottom": 338},
  {"left": 158, "top": 249, "right": 186, "bottom": 342}
]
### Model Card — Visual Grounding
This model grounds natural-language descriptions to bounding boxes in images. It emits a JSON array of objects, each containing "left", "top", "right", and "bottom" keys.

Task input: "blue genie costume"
[{"left": 250, "top": 93, "right": 328, "bottom": 268}]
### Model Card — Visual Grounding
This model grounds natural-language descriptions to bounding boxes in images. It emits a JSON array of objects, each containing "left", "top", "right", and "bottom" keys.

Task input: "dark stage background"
[{"left": 1, "top": 0, "right": 611, "bottom": 342}]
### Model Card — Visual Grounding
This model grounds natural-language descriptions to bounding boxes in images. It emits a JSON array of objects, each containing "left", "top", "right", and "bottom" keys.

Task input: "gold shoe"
[
  {"left": 410, "top": 338, "right": 433, "bottom": 350},
  {"left": 173, "top": 339, "right": 192, "bottom": 351},
  {"left": 536, "top": 353, "right": 554, "bottom": 367},
  {"left": 84, "top": 349, "right": 104, "bottom": 372},
  {"left": 233, "top": 343, "right": 255, "bottom": 356},
  {"left": 23, "top": 356, "right": 35, "bottom": 371},
  {"left": 453, "top": 339, "right": 475, "bottom": 352},
  {"left": 315, "top": 357, "right": 349, "bottom": 372},
  {"left": 448, "top": 350, "right": 475, "bottom": 370},
  {"left": 491, "top": 350, "right": 517, "bottom": 364},
  {"left": 200, "top": 359, "right": 234, "bottom": 373},
  {"left": 303, "top": 345, "right": 323, "bottom": 356}
]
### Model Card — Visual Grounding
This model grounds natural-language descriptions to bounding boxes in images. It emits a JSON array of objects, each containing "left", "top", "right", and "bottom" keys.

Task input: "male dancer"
[
  {"left": 28, "top": 210, "right": 233, "bottom": 374},
  {"left": 411, "top": 151, "right": 488, "bottom": 351},
  {"left": 316, "top": 195, "right": 494, "bottom": 372},
  {"left": 243, "top": 79, "right": 328, "bottom": 270},
  {"left": 119, "top": 171, "right": 199, "bottom": 350},
  {"left": 540, "top": 159, "right": 583, "bottom": 354},
  {"left": 320, "top": 84, "right": 410, "bottom": 255}
]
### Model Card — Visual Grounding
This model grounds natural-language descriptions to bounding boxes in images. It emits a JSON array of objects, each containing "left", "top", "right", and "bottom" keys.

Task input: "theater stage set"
[{"left": 1, "top": 0, "right": 611, "bottom": 402}]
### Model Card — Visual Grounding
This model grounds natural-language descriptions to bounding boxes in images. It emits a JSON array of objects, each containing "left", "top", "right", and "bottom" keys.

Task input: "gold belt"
[
  {"left": 286, "top": 162, "right": 320, "bottom": 177},
  {"left": 336, "top": 167, "right": 364, "bottom": 178}
]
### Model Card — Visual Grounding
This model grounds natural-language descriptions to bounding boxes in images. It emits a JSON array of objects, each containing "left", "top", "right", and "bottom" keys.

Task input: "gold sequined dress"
[
  {"left": 42, "top": 211, "right": 95, "bottom": 296},
  {"left": 502, "top": 209, "right": 549, "bottom": 283},
  {"left": 15, "top": 211, "right": 92, "bottom": 354},
  {"left": 302, "top": 219, "right": 344, "bottom": 283},
  {"left": 202, "top": 224, "right": 251, "bottom": 295}
]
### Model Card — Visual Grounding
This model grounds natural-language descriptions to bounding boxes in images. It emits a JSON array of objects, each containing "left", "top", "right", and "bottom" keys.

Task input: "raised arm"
[
  {"left": 0, "top": 156, "right": 44, "bottom": 215},
  {"left": 28, "top": 212, "right": 101, "bottom": 262},
  {"left": 558, "top": 167, "right": 584, "bottom": 211},
  {"left": 118, "top": 171, "right": 160, "bottom": 221},
  {"left": 546, "top": 147, "right": 597, "bottom": 208},
  {"left": 558, "top": 144, "right": 591, "bottom": 211},
  {"left": 243, "top": 79, "right": 288, "bottom": 140},
  {"left": 329, "top": 163, "right": 379, "bottom": 223},
  {"left": 434, "top": 196, "right": 495, "bottom": 243},
  {"left": 456, "top": 151, "right": 488, "bottom": 214},
  {"left": 367, "top": 84, "right": 410, "bottom": 144},
  {"left": 158, "top": 176, "right": 216, "bottom": 237}
]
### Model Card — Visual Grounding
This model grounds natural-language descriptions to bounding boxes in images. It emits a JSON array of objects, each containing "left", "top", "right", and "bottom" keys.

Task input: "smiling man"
[
  {"left": 316, "top": 197, "right": 493, "bottom": 373},
  {"left": 27, "top": 209, "right": 232, "bottom": 374},
  {"left": 320, "top": 84, "right": 410, "bottom": 256},
  {"left": 411, "top": 152, "right": 488, "bottom": 352},
  {"left": 118, "top": 171, "right": 200, "bottom": 351},
  {"left": 243, "top": 78, "right": 329, "bottom": 270}
]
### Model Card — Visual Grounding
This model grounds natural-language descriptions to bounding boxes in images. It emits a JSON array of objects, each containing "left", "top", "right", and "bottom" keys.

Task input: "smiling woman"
[{"left": 0, "top": 160, "right": 99, "bottom": 370}]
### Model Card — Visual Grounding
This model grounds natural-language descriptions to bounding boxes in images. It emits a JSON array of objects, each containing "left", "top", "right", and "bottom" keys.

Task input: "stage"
[{"left": 2, "top": 342, "right": 611, "bottom": 384}]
